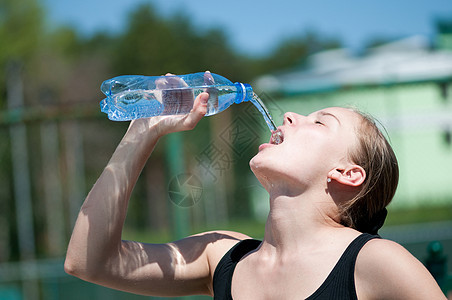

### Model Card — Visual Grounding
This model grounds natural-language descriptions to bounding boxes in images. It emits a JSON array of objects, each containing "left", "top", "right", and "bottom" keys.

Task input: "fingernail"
[{"left": 201, "top": 93, "right": 209, "bottom": 104}]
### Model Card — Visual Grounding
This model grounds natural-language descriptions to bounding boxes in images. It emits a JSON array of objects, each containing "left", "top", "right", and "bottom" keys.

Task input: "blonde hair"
[{"left": 339, "top": 111, "right": 399, "bottom": 232}]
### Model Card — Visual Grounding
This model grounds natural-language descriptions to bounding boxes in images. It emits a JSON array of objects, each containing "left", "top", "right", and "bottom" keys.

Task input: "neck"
[{"left": 261, "top": 187, "right": 342, "bottom": 256}]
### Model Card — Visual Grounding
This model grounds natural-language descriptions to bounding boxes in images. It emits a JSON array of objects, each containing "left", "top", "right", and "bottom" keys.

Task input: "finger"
[
  {"left": 156, "top": 73, "right": 178, "bottom": 89},
  {"left": 155, "top": 76, "right": 168, "bottom": 89},
  {"left": 183, "top": 92, "right": 209, "bottom": 129},
  {"left": 204, "top": 71, "right": 215, "bottom": 85},
  {"left": 204, "top": 71, "right": 218, "bottom": 110},
  {"left": 166, "top": 75, "right": 189, "bottom": 88}
]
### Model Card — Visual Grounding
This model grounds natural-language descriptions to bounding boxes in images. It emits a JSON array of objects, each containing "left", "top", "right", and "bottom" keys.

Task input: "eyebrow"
[{"left": 318, "top": 111, "right": 341, "bottom": 125}]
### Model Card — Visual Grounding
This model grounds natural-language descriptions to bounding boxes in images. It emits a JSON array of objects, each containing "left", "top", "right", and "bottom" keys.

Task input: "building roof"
[{"left": 255, "top": 36, "right": 452, "bottom": 95}]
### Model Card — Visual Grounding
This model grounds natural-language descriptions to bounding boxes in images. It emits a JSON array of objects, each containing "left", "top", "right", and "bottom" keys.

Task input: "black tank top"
[{"left": 212, "top": 233, "right": 379, "bottom": 299}]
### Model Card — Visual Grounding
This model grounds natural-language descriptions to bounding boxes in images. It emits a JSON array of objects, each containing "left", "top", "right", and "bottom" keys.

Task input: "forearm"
[
  {"left": 65, "top": 90, "right": 209, "bottom": 287},
  {"left": 65, "top": 119, "right": 161, "bottom": 277}
]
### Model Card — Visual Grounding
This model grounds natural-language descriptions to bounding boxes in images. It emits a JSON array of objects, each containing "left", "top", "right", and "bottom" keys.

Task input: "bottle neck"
[{"left": 234, "top": 82, "right": 253, "bottom": 104}]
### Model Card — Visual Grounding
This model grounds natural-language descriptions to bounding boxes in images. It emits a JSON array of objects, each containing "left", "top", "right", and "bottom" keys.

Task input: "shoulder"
[
  {"left": 202, "top": 230, "right": 253, "bottom": 264},
  {"left": 188, "top": 230, "right": 252, "bottom": 252},
  {"left": 355, "top": 238, "right": 445, "bottom": 299},
  {"left": 188, "top": 230, "right": 253, "bottom": 294},
  {"left": 175, "top": 230, "right": 252, "bottom": 260},
  {"left": 357, "top": 237, "right": 415, "bottom": 264},
  {"left": 181, "top": 230, "right": 252, "bottom": 268}
]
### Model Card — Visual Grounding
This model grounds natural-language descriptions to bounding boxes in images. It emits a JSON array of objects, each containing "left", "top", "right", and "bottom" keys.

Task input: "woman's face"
[{"left": 250, "top": 107, "right": 362, "bottom": 192}]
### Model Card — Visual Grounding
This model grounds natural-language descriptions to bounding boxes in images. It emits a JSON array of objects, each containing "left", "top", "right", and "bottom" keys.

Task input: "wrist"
[
  {"left": 124, "top": 118, "right": 161, "bottom": 145},
  {"left": 110, "top": 119, "right": 161, "bottom": 170}
]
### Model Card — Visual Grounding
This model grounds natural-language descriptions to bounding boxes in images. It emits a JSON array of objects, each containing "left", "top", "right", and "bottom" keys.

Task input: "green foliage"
[
  {"left": 0, "top": 0, "right": 44, "bottom": 108},
  {"left": 112, "top": 3, "right": 249, "bottom": 81},
  {"left": 0, "top": 0, "right": 44, "bottom": 63},
  {"left": 386, "top": 204, "right": 452, "bottom": 226},
  {"left": 47, "top": 26, "right": 84, "bottom": 60},
  {"left": 258, "top": 29, "right": 342, "bottom": 73}
]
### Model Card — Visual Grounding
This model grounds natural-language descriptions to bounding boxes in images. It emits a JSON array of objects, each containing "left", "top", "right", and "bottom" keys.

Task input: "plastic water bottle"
[{"left": 100, "top": 71, "right": 254, "bottom": 121}]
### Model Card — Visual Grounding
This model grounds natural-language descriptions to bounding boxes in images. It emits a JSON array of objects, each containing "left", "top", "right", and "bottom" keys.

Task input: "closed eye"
[{"left": 315, "top": 120, "right": 324, "bottom": 125}]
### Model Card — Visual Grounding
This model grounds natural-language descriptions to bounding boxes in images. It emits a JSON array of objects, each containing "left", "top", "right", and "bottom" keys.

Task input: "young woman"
[{"left": 65, "top": 89, "right": 446, "bottom": 299}]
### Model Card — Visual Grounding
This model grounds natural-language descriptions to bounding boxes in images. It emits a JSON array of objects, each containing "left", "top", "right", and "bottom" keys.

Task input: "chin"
[
  {"left": 249, "top": 164, "right": 270, "bottom": 191},
  {"left": 250, "top": 150, "right": 278, "bottom": 171},
  {"left": 249, "top": 154, "right": 275, "bottom": 184},
  {"left": 249, "top": 153, "right": 262, "bottom": 172}
]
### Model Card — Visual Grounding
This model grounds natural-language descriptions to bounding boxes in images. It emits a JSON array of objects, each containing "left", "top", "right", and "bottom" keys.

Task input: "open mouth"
[{"left": 270, "top": 129, "right": 284, "bottom": 145}]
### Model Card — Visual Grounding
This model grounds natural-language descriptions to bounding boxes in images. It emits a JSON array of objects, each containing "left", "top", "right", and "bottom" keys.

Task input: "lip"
[
  {"left": 259, "top": 128, "right": 285, "bottom": 151},
  {"left": 258, "top": 143, "right": 273, "bottom": 151}
]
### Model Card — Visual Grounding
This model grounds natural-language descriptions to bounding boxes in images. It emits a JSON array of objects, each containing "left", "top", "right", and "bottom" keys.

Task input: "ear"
[{"left": 329, "top": 165, "right": 366, "bottom": 187}]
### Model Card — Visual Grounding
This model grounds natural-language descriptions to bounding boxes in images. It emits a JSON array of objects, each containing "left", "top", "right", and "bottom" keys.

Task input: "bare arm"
[
  {"left": 64, "top": 91, "right": 247, "bottom": 296},
  {"left": 356, "top": 239, "right": 447, "bottom": 300}
]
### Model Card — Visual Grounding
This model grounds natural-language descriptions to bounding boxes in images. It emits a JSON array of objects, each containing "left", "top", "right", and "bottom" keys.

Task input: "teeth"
[{"left": 271, "top": 129, "right": 284, "bottom": 145}]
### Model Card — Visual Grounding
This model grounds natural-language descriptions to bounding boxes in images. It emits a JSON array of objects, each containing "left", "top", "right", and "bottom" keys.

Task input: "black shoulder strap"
[
  {"left": 308, "top": 233, "right": 380, "bottom": 300},
  {"left": 213, "top": 239, "right": 261, "bottom": 300}
]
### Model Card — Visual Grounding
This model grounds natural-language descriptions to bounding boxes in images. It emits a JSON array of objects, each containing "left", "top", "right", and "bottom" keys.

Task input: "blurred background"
[{"left": 1, "top": 0, "right": 452, "bottom": 299}]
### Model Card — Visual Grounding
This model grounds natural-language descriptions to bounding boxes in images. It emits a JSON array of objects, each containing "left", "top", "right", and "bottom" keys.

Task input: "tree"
[
  {"left": 0, "top": 0, "right": 44, "bottom": 107},
  {"left": 259, "top": 29, "right": 342, "bottom": 74},
  {"left": 112, "top": 3, "right": 249, "bottom": 80},
  {"left": 0, "top": 0, "right": 45, "bottom": 263}
]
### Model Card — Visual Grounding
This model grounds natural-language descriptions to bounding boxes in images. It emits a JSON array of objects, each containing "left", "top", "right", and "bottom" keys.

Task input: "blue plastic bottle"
[{"left": 100, "top": 71, "right": 254, "bottom": 121}]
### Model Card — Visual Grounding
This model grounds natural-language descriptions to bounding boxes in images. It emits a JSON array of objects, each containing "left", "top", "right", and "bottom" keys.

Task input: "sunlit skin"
[{"left": 65, "top": 90, "right": 446, "bottom": 299}]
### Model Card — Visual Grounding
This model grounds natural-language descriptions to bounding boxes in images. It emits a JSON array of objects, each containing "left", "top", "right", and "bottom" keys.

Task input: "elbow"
[
  {"left": 64, "top": 256, "right": 81, "bottom": 277},
  {"left": 64, "top": 255, "right": 90, "bottom": 281},
  {"left": 64, "top": 253, "right": 106, "bottom": 283}
]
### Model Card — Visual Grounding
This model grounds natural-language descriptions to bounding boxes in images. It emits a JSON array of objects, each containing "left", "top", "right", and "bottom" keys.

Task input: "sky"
[{"left": 42, "top": 0, "right": 452, "bottom": 56}]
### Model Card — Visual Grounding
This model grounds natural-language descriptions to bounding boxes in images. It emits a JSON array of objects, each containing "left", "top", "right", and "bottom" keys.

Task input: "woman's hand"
[
  {"left": 127, "top": 73, "right": 210, "bottom": 139},
  {"left": 155, "top": 90, "right": 209, "bottom": 137}
]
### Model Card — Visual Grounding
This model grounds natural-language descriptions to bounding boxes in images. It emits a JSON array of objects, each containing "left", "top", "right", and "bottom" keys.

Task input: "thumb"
[{"left": 182, "top": 92, "right": 209, "bottom": 130}]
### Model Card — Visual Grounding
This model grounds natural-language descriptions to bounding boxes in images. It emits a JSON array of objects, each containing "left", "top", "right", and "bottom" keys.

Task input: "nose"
[{"left": 283, "top": 112, "right": 303, "bottom": 126}]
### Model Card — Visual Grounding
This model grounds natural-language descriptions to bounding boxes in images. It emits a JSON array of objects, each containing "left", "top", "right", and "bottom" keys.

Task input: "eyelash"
[{"left": 315, "top": 120, "right": 324, "bottom": 125}]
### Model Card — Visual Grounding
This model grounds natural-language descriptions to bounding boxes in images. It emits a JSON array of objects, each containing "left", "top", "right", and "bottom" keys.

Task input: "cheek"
[{"left": 282, "top": 137, "right": 340, "bottom": 171}]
